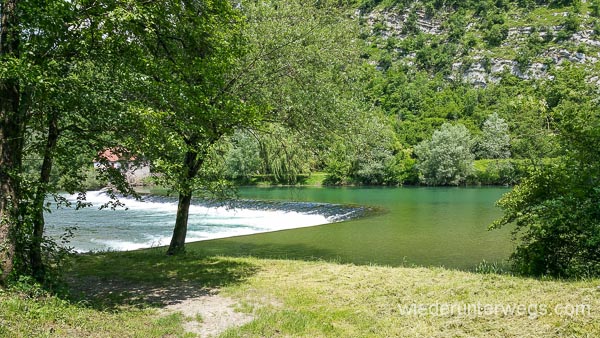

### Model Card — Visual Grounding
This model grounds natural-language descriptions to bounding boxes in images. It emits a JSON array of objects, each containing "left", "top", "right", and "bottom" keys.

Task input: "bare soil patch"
[{"left": 161, "top": 291, "right": 254, "bottom": 337}]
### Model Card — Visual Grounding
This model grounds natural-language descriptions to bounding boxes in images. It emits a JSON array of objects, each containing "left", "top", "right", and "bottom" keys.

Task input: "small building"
[{"left": 94, "top": 148, "right": 151, "bottom": 186}]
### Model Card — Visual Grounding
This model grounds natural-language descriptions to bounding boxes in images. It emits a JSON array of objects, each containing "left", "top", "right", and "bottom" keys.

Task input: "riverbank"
[
  {"left": 2, "top": 245, "right": 598, "bottom": 337},
  {"left": 129, "top": 159, "right": 524, "bottom": 194}
]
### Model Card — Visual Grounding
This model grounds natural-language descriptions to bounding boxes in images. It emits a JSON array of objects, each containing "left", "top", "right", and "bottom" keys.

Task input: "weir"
[{"left": 44, "top": 190, "right": 366, "bottom": 252}]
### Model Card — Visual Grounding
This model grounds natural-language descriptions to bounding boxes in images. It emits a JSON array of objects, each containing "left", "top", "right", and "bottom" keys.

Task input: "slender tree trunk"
[
  {"left": 0, "top": 0, "right": 23, "bottom": 285},
  {"left": 30, "top": 113, "right": 59, "bottom": 282},
  {"left": 167, "top": 192, "right": 192, "bottom": 255},
  {"left": 167, "top": 148, "right": 202, "bottom": 255}
]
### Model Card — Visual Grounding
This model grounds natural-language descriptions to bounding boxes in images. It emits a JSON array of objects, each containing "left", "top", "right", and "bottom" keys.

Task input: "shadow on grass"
[
  {"left": 66, "top": 248, "right": 260, "bottom": 310},
  {"left": 66, "top": 240, "right": 339, "bottom": 311}
]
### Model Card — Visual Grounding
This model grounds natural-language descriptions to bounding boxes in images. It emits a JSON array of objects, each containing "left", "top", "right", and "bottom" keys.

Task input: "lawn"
[{"left": 1, "top": 242, "right": 599, "bottom": 337}]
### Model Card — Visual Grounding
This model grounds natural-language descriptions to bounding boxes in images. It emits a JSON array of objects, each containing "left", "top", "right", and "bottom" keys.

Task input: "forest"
[{"left": 1, "top": 0, "right": 599, "bottom": 293}]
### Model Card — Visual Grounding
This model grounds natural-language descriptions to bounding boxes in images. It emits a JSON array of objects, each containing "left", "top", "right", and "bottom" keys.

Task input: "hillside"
[
  {"left": 279, "top": 0, "right": 599, "bottom": 186},
  {"left": 132, "top": 1, "right": 598, "bottom": 188},
  {"left": 360, "top": 0, "right": 600, "bottom": 86}
]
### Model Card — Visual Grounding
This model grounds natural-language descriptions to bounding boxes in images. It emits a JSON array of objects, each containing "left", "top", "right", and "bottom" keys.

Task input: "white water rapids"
[{"left": 44, "top": 191, "right": 359, "bottom": 252}]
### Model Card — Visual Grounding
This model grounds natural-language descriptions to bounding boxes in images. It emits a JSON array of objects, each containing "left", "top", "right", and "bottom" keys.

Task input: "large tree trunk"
[
  {"left": 167, "top": 149, "right": 202, "bottom": 255},
  {"left": 0, "top": 0, "right": 23, "bottom": 285},
  {"left": 0, "top": 93, "right": 22, "bottom": 284},
  {"left": 30, "top": 113, "right": 59, "bottom": 282}
]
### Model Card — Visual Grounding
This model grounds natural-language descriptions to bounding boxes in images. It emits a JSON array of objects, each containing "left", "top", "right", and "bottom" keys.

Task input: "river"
[{"left": 45, "top": 186, "right": 513, "bottom": 269}]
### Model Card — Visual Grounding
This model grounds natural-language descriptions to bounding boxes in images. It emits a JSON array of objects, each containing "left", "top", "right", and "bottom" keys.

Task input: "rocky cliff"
[{"left": 360, "top": 2, "right": 600, "bottom": 86}]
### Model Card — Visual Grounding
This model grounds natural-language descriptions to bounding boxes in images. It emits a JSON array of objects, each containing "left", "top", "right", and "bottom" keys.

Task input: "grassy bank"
[
  {"left": 240, "top": 172, "right": 328, "bottom": 187},
  {"left": 1, "top": 242, "right": 599, "bottom": 337},
  {"left": 138, "top": 162, "right": 519, "bottom": 195}
]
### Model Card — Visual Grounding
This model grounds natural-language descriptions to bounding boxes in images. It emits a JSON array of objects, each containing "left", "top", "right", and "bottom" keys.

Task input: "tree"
[
  {"left": 324, "top": 112, "right": 415, "bottom": 185},
  {"left": 1, "top": 0, "right": 139, "bottom": 284},
  {"left": 414, "top": 123, "right": 475, "bottom": 185},
  {"left": 0, "top": 0, "right": 23, "bottom": 284},
  {"left": 254, "top": 124, "right": 314, "bottom": 184},
  {"left": 493, "top": 66, "right": 600, "bottom": 277},
  {"left": 22, "top": 60, "right": 136, "bottom": 283},
  {"left": 476, "top": 112, "right": 511, "bottom": 159},
  {"left": 127, "top": 0, "right": 366, "bottom": 254},
  {"left": 122, "top": 0, "right": 247, "bottom": 255},
  {"left": 483, "top": 24, "right": 508, "bottom": 47},
  {"left": 500, "top": 94, "right": 557, "bottom": 163},
  {"left": 223, "top": 131, "right": 262, "bottom": 182},
  {"left": 592, "top": 0, "right": 600, "bottom": 17},
  {"left": 222, "top": 125, "right": 315, "bottom": 184}
]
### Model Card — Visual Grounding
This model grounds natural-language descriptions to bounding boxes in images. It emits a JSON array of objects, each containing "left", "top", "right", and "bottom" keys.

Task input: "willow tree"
[{"left": 126, "top": 0, "right": 366, "bottom": 254}]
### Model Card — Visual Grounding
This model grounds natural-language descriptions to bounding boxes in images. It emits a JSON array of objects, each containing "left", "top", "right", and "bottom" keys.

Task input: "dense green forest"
[{"left": 1, "top": 0, "right": 598, "bottom": 286}]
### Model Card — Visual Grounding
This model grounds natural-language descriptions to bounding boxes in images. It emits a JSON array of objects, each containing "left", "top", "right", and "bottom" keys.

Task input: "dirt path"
[{"left": 161, "top": 291, "right": 254, "bottom": 337}]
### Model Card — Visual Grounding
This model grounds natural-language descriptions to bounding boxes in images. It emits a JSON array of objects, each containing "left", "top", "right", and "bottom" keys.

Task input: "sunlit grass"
[
  {"left": 220, "top": 259, "right": 600, "bottom": 337},
  {"left": 1, "top": 244, "right": 599, "bottom": 337},
  {"left": 0, "top": 286, "right": 188, "bottom": 337}
]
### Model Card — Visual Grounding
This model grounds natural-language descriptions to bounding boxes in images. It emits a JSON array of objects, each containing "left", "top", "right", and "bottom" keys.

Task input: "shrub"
[
  {"left": 493, "top": 102, "right": 600, "bottom": 278},
  {"left": 472, "top": 159, "right": 521, "bottom": 185},
  {"left": 494, "top": 162, "right": 600, "bottom": 277},
  {"left": 484, "top": 24, "right": 508, "bottom": 47},
  {"left": 592, "top": 0, "right": 600, "bottom": 18}
]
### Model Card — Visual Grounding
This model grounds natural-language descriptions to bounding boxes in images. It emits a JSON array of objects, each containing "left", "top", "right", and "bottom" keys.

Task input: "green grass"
[
  {"left": 222, "top": 260, "right": 600, "bottom": 337},
  {"left": 2, "top": 243, "right": 599, "bottom": 337},
  {"left": 507, "top": 5, "right": 571, "bottom": 28},
  {"left": 243, "top": 172, "right": 327, "bottom": 187},
  {"left": 0, "top": 284, "right": 189, "bottom": 337}
]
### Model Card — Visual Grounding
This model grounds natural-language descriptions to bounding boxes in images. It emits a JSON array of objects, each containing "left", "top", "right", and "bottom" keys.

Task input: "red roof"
[{"left": 97, "top": 148, "right": 136, "bottom": 162}]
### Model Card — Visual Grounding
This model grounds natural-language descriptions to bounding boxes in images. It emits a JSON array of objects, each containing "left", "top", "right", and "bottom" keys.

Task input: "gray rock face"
[
  {"left": 366, "top": 7, "right": 443, "bottom": 38},
  {"left": 363, "top": 6, "right": 600, "bottom": 86}
]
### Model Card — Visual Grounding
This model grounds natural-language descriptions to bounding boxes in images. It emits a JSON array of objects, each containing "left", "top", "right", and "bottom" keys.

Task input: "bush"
[
  {"left": 494, "top": 162, "right": 600, "bottom": 277},
  {"left": 323, "top": 142, "right": 352, "bottom": 185},
  {"left": 493, "top": 102, "right": 600, "bottom": 278},
  {"left": 592, "top": 0, "right": 600, "bottom": 18},
  {"left": 354, "top": 147, "right": 417, "bottom": 185},
  {"left": 11, "top": 222, "right": 75, "bottom": 293},
  {"left": 324, "top": 141, "right": 416, "bottom": 185},
  {"left": 324, "top": 115, "right": 416, "bottom": 185},
  {"left": 593, "top": 20, "right": 600, "bottom": 38},
  {"left": 484, "top": 24, "right": 508, "bottom": 46},
  {"left": 562, "top": 11, "right": 580, "bottom": 33}
]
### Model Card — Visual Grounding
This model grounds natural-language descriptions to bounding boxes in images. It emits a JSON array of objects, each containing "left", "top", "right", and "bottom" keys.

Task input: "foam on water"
[{"left": 45, "top": 190, "right": 361, "bottom": 252}]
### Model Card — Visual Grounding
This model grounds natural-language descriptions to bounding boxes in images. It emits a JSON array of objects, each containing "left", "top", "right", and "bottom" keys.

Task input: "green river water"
[{"left": 195, "top": 186, "right": 514, "bottom": 270}]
